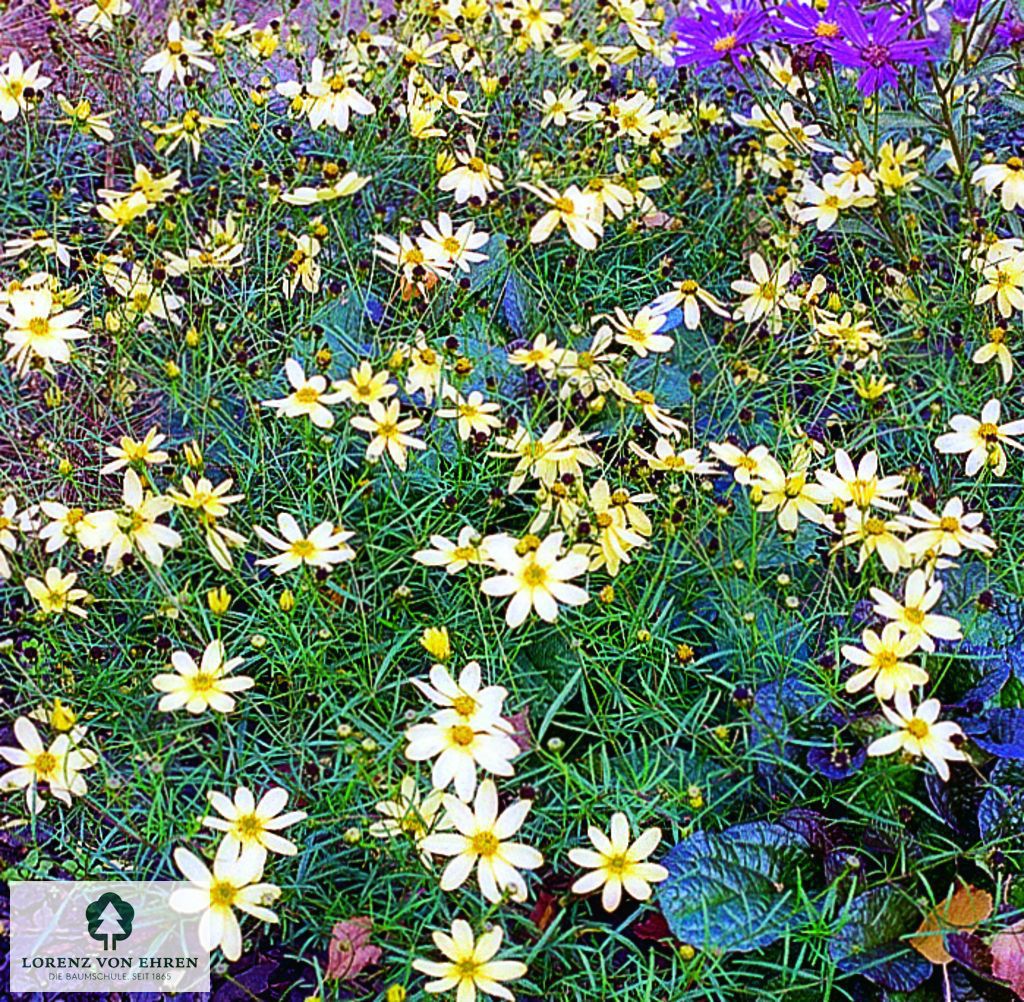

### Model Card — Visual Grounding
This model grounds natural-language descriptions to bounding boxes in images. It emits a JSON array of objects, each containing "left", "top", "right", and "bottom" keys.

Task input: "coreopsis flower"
[
  {"left": 421, "top": 780, "right": 542, "bottom": 903},
  {"left": 816, "top": 449, "right": 906, "bottom": 512},
  {"left": 263, "top": 359, "right": 344, "bottom": 429},
  {"left": 731, "top": 253, "right": 800, "bottom": 332},
  {"left": 404, "top": 341, "right": 446, "bottom": 402},
  {"left": 0, "top": 494, "right": 34, "bottom": 579},
  {"left": 522, "top": 182, "right": 602, "bottom": 249},
  {"left": 708, "top": 442, "right": 771, "bottom": 484},
  {"left": 438, "top": 136, "right": 504, "bottom": 204},
  {"left": 415, "top": 526, "right": 490, "bottom": 574},
  {"left": 350, "top": 399, "right": 426, "bottom": 470},
  {"left": 972, "top": 155, "right": 1024, "bottom": 211},
  {"left": 280, "top": 170, "right": 370, "bottom": 206},
  {"left": 605, "top": 306, "right": 672, "bottom": 357},
  {"left": 25, "top": 567, "right": 91, "bottom": 617},
  {"left": 0, "top": 51, "right": 51, "bottom": 122},
  {"left": 96, "top": 191, "right": 151, "bottom": 236},
  {"left": 630, "top": 390, "right": 688, "bottom": 439},
  {"left": 3, "top": 229, "right": 71, "bottom": 268},
  {"left": 418, "top": 214, "right": 490, "bottom": 272},
  {"left": 55, "top": 95, "right": 115, "bottom": 141},
  {"left": 75, "top": 0, "right": 131, "bottom": 35},
  {"left": 101, "top": 427, "right": 169, "bottom": 474},
  {"left": 333, "top": 360, "right": 397, "bottom": 406},
  {"left": 254, "top": 514, "right": 355, "bottom": 575},
  {"left": 811, "top": 312, "right": 882, "bottom": 370},
  {"left": 437, "top": 387, "right": 502, "bottom": 440},
  {"left": 842, "top": 623, "right": 927, "bottom": 701},
  {"left": 568, "top": 813, "right": 668, "bottom": 912},
  {"left": 867, "top": 693, "right": 966, "bottom": 782},
  {"left": 1, "top": 287, "right": 88, "bottom": 376},
  {"left": 276, "top": 58, "right": 375, "bottom": 133},
  {"left": 834, "top": 507, "right": 910, "bottom": 573},
  {"left": 202, "top": 787, "right": 307, "bottom": 867},
  {"left": 900, "top": 497, "right": 995, "bottom": 558},
  {"left": 93, "top": 469, "right": 181, "bottom": 570},
  {"left": 102, "top": 258, "right": 183, "bottom": 325},
  {"left": 508, "top": 332, "right": 562, "bottom": 373},
  {"left": 152, "top": 640, "right": 253, "bottom": 714},
  {"left": 481, "top": 532, "right": 589, "bottom": 628},
  {"left": 0, "top": 717, "right": 97, "bottom": 815},
  {"left": 370, "top": 776, "right": 449, "bottom": 859},
  {"left": 649, "top": 278, "right": 730, "bottom": 329},
  {"left": 975, "top": 252, "right": 1024, "bottom": 318},
  {"left": 413, "top": 920, "right": 527, "bottom": 1002},
  {"left": 166, "top": 476, "right": 244, "bottom": 520},
  {"left": 404, "top": 716, "right": 520, "bottom": 801},
  {"left": 935, "top": 398, "right": 1024, "bottom": 477},
  {"left": 411, "top": 662, "right": 509, "bottom": 732},
  {"left": 37, "top": 502, "right": 107, "bottom": 553},
  {"left": 630, "top": 438, "right": 716, "bottom": 475},
  {"left": 582, "top": 478, "right": 652, "bottom": 576},
  {"left": 973, "top": 326, "right": 1015, "bottom": 383},
  {"left": 169, "top": 844, "right": 280, "bottom": 962},
  {"left": 420, "top": 626, "right": 451, "bottom": 661},
  {"left": 281, "top": 234, "right": 322, "bottom": 297},
  {"left": 502, "top": 0, "right": 564, "bottom": 49},
  {"left": 830, "top": 153, "right": 877, "bottom": 199},
  {"left": 795, "top": 176, "right": 858, "bottom": 231},
  {"left": 164, "top": 213, "right": 246, "bottom": 275},
  {"left": 869, "top": 570, "right": 962, "bottom": 653},
  {"left": 536, "top": 86, "right": 588, "bottom": 126},
  {"left": 141, "top": 19, "right": 215, "bottom": 90},
  {"left": 144, "top": 109, "right": 234, "bottom": 159},
  {"left": 374, "top": 232, "right": 450, "bottom": 297},
  {"left": 752, "top": 454, "right": 830, "bottom": 532}
]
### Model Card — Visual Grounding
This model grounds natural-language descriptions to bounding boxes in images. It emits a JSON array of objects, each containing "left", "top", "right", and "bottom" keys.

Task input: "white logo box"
[{"left": 10, "top": 881, "right": 211, "bottom": 993}]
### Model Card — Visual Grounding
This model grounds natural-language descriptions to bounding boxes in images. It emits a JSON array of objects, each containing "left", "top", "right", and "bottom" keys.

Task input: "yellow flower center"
[
  {"left": 191, "top": 672, "right": 216, "bottom": 692},
  {"left": 906, "top": 719, "right": 929, "bottom": 739},
  {"left": 209, "top": 880, "right": 237, "bottom": 908},
  {"left": 294, "top": 386, "right": 320, "bottom": 404},
  {"left": 904, "top": 607, "right": 925, "bottom": 626},
  {"left": 713, "top": 33, "right": 738, "bottom": 52},
  {"left": 978, "top": 422, "right": 1000, "bottom": 442},
  {"left": 471, "top": 831, "right": 500, "bottom": 856},
  {"left": 442, "top": 236, "right": 461, "bottom": 254},
  {"left": 522, "top": 562, "right": 548, "bottom": 587},
  {"left": 939, "top": 516, "right": 960, "bottom": 532},
  {"left": 876, "top": 650, "right": 897, "bottom": 670},
  {"left": 27, "top": 317, "right": 50, "bottom": 338},
  {"left": 596, "top": 512, "right": 613, "bottom": 528},
  {"left": 554, "top": 196, "right": 575, "bottom": 213},
  {"left": 168, "top": 40, "right": 184, "bottom": 55},
  {"left": 66, "top": 507, "right": 85, "bottom": 525},
  {"left": 606, "top": 853, "right": 628, "bottom": 873},
  {"left": 864, "top": 517, "right": 886, "bottom": 536},
  {"left": 290, "top": 539, "right": 316, "bottom": 559},
  {"left": 814, "top": 20, "right": 840, "bottom": 38},
  {"left": 467, "top": 156, "right": 487, "bottom": 173},
  {"left": 235, "top": 813, "right": 263, "bottom": 840},
  {"left": 680, "top": 279, "right": 698, "bottom": 294},
  {"left": 450, "top": 725, "right": 476, "bottom": 747},
  {"left": 33, "top": 751, "right": 58, "bottom": 777},
  {"left": 452, "top": 694, "right": 477, "bottom": 717},
  {"left": 1008, "top": 157, "right": 1023, "bottom": 171}
]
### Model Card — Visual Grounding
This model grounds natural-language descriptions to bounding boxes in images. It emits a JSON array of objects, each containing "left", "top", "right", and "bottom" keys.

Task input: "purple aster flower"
[
  {"left": 828, "top": 7, "right": 935, "bottom": 94},
  {"left": 772, "top": 0, "right": 852, "bottom": 56},
  {"left": 672, "top": 0, "right": 769, "bottom": 70},
  {"left": 996, "top": 12, "right": 1024, "bottom": 47}
]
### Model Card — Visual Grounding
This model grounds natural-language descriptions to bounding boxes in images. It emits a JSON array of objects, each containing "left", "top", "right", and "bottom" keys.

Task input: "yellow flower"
[
  {"left": 867, "top": 693, "right": 966, "bottom": 782},
  {"left": 568, "top": 812, "right": 668, "bottom": 911},
  {"left": 935, "top": 398, "right": 1024, "bottom": 477},
  {"left": 152, "top": 640, "right": 253, "bottom": 715},
  {"left": 752, "top": 454, "right": 830, "bottom": 532},
  {"left": 412, "top": 920, "right": 527, "bottom": 1002},
  {"left": 972, "top": 326, "right": 1015, "bottom": 384},
  {"left": 350, "top": 399, "right": 426, "bottom": 470},
  {"left": 869, "top": 570, "right": 962, "bottom": 653},
  {"left": 169, "top": 844, "right": 280, "bottom": 961},
  {"left": 841, "top": 623, "right": 927, "bottom": 701},
  {"left": 25, "top": 567, "right": 91, "bottom": 617},
  {"left": 420, "top": 626, "right": 452, "bottom": 661},
  {"left": 420, "top": 779, "right": 543, "bottom": 903}
]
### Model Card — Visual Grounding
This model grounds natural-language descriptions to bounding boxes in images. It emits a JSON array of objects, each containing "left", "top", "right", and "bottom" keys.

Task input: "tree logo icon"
[{"left": 85, "top": 892, "right": 135, "bottom": 950}]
